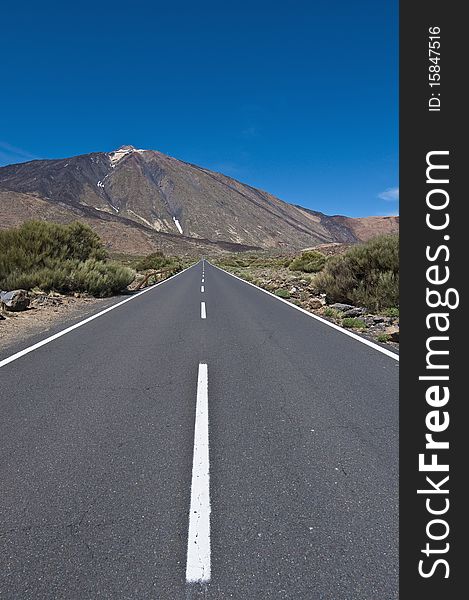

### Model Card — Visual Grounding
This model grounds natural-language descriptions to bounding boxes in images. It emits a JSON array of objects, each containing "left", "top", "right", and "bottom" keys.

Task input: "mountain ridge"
[{"left": 0, "top": 145, "right": 399, "bottom": 255}]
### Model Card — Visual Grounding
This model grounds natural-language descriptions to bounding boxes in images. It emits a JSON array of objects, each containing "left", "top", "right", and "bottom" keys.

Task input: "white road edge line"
[
  {"left": 186, "top": 363, "right": 211, "bottom": 583},
  {"left": 201, "top": 286, "right": 205, "bottom": 293},
  {"left": 209, "top": 263, "right": 399, "bottom": 362},
  {"left": 0, "top": 262, "right": 199, "bottom": 369},
  {"left": 201, "top": 301, "right": 206, "bottom": 319}
]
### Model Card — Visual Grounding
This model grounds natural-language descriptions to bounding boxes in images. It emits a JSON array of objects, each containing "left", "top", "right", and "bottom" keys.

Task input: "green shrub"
[
  {"left": 215, "top": 254, "right": 253, "bottom": 268},
  {"left": 313, "top": 235, "right": 399, "bottom": 311},
  {"left": 383, "top": 307, "right": 399, "bottom": 318},
  {"left": 68, "top": 260, "right": 135, "bottom": 297},
  {"left": 0, "top": 221, "right": 107, "bottom": 275},
  {"left": 289, "top": 250, "right": 326, "bottom": 273},
  {"left": 342, "top": 317, "right": 366, "bottom": 329},
  {"left": 215, "top": 253, "right": 293, "bottom": 270},
  {"left": 134, "top": 251, "right": 174, "bottom": 271},
  {"left": 323, "top": 307, "right": 341, "bottom": 319},
  {"left": 377, "top": 333, "right": 391, "bottom": 343},
  {"left": 275, "top": 288, "right": 291, "bottom": 298},
  {"left": 0, "top": 221, "right": 134, "bottom": 296}
]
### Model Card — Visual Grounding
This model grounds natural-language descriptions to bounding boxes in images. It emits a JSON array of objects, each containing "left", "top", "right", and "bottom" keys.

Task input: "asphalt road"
[{"left": 0, "top": 261, "right": 399, "bottom": 599}]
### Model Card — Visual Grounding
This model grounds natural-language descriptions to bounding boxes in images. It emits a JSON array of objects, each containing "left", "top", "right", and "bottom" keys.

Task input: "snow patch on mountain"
[
  {"left": 173, "top": 216, "right": 183, "bottom": 234},
  {"left": 109, "top": 145, "right": 146, "bottom": 166},
  {"left": 97, "top": 171, "right": 113, "bottom": 188}
]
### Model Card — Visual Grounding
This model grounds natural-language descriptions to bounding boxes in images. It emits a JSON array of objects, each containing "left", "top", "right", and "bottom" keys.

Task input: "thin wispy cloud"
[
  {"left": 378, "top": 187, "right": 399, "bottom": 202},
  {"left": 0, "top": 141, "right": 40, "bottom": 166}
]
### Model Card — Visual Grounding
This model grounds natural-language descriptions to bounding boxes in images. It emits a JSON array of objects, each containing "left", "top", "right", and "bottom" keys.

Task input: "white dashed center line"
[
  {"left": 201, "top": 286, "right": 204, "bottom": 293},
  {"left": 186, "top": 363, "right": 211, "bottom": 583},
  {"left": 201, "top": 302, "right": 206, "bottom": 319}
]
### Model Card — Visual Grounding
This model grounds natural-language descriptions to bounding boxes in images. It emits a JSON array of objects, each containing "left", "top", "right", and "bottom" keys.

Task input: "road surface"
[{"left": 0, "top": 261, "right": 398, "bottom": 599}]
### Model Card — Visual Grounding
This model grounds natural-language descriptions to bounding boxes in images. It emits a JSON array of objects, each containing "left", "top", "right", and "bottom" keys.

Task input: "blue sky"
[{"left": 0, "top": 1, "right": 398, "bottom": 217}]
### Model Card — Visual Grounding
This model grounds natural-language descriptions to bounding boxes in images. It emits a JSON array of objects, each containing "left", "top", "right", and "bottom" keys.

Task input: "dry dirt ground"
[{"left": 0, "top": 294, "right": 113, "bottom": 353}]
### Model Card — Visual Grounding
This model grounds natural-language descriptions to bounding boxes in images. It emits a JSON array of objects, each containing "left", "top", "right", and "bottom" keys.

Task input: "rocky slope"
[{"left": 0, "top": 145, "right": 399, "bottom": 255}]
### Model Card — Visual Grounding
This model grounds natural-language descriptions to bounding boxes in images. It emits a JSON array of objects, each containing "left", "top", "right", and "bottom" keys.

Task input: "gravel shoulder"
[{"left": 0, "top": 293, "right": 116, "bottom": 353}]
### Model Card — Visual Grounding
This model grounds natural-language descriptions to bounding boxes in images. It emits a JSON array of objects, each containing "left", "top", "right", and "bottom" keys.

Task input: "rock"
[
  {"left": 329, "top": 303, "right": 355, "bottom": 312},
  {"left": 371, "top": 322, "right": 387, "bottom": 331},
  {"left": 342, "top": 307, "right": 366, "bottom": 317},
  {"left": 290, "top": 286, "right": 297, "bottom": 293},
  {"left": 370, "top": 315, "right": 395, "bottom": 325},
  {"left": 385, "top": 326, "right": 399, "bottom": 343},
  {"left": 307, "top": 297, "right": 324, "bottom": 309},
  {"left": 0, "top": 290, "right": 30, "bottom": 312}
]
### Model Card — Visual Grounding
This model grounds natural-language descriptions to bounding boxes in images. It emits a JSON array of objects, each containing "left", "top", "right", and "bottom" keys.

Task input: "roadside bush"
[
  {"left": 133, "top": 251, "right": 184, "bottom": 275},
  {"left": 289, "top": 250, "right": 326, "bottom": 273},
  {"left": 134, "top": 251, "right": 169, "bottom": 271},
  {"left": 215, "top": 253, "right": 292, "bottom": 270},
  {"left": 68, "top": 260, "right": 136, "bottom": 297},
  {"left": 313, "top": 235, "right": 399, "bottom": 312},
  {"left": 323, "top": 307, "right": 341, "bottom": 319},
  {"left": 0, "top": 221, "right": 134, "bottom": 296},
  {"left": 342, "top": 317, "right": 366, "bottom": 329},
  {"left": 377, "top": 333, "right": 391, "bottom": 343},
  {"left": 2, "top": 259, "right": 135, "bottom": 297},
  {"left": 0, "top": 221, "right": 107, "bottom": 271},
  {"left": 275, "top": 288, "right": 291, "bottom": 299},
  {"left": 215, "top": 255, "right": 252, "bottom": 268}
]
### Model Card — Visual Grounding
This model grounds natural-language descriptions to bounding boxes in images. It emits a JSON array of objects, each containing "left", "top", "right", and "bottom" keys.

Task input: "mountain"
[{"left": 0, "top": 145, "right": 399, "bottom": 255}]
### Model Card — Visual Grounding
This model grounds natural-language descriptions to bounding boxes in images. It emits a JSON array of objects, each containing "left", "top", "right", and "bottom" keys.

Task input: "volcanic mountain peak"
[
  {"left": 0, "top": 146, "right": 399, "bottom": 256},
  {"left": 108, "top": 145, "right": 146, "bottom": 165}
]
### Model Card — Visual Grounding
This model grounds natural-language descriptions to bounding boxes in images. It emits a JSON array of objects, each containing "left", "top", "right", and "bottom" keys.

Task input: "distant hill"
[{"left": 0, "top": 145, "right": 399, "bottom": 255}]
